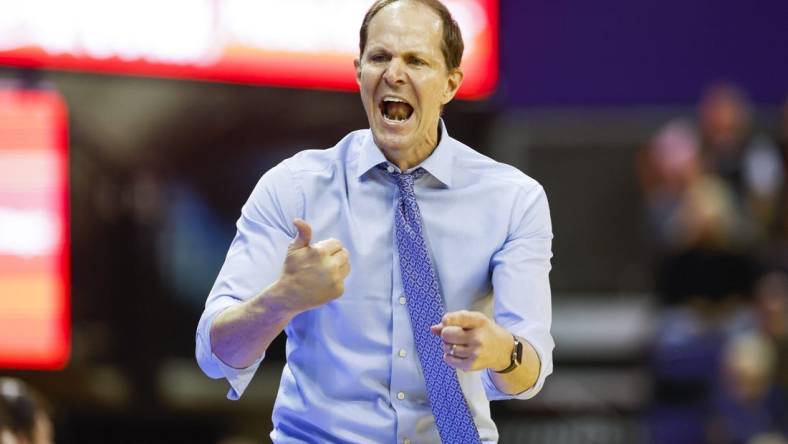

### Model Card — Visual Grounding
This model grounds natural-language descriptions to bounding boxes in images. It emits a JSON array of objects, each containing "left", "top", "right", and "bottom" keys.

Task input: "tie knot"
[{"left": 377, "top": 163, "right": 425, "bottom": 190}]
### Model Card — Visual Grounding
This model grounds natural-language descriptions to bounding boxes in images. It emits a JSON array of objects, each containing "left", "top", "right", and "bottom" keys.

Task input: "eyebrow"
[{"left": 366, "top": 45, "right": 433, "bottom": 60}]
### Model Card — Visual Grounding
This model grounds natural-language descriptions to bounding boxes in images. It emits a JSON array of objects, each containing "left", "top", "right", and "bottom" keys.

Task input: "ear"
[
  {"left": 441, "top": 68, "right": 464, "bottom": 105},
  {"left": 354, "top": 59, "right": 362, "bottom": 86}
]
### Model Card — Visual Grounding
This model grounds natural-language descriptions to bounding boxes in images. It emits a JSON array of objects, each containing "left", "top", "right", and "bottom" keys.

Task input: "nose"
[{"left": 383, "top": 58, "right": 406, "bottom": 86}]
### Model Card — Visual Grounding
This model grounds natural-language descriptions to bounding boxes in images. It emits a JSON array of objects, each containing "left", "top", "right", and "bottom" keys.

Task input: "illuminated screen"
[
  {"left": 0, "top": 0, "right": 498, "bottom": 99},
  {"left": 0, "top": 88, "right": 70, "bottom": 370}
]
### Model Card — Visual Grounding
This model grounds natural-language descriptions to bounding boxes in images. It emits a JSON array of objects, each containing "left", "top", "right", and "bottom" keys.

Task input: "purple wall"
[{"left": 497, "top": 0, "right": 788, "bottom": 106}]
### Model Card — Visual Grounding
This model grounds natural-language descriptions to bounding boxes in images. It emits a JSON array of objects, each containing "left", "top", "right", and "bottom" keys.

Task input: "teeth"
[{"left": 380, "top": 96, "right": 413, "bottom": 122}]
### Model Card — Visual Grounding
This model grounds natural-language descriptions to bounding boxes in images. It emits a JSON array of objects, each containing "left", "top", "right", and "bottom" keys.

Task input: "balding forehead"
[{"left": 365, "top": 1, "right": 444, "bottom": 52}]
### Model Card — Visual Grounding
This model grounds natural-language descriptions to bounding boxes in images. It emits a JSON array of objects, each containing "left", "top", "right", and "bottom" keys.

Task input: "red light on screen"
[
  {"left": 0, "top": 89, "right": 70, "bottom": 370},
  {"left": 0, "top": 0, "right": 498, "bottom": 99}
]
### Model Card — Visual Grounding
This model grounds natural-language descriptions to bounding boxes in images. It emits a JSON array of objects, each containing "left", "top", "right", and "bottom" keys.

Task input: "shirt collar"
[{"left": 356, "top": 119, "right": 454, "bottom": 187}]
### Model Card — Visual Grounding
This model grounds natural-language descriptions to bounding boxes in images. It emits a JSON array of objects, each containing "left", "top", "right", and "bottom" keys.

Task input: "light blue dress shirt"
[{"left": 196, "top": 122, "right": 554, "bottom": 443}]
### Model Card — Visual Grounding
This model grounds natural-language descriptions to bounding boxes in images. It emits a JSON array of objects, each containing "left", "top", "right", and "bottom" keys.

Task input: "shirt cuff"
[
  {"left": 213, "top": 351, "right": 265, "bottom": 401},
  {"left": 195, "top": 300, "right": 265, "bottom": 400},
  {"left": 481, "top": 324, "right": 554, "bottom": 401}
]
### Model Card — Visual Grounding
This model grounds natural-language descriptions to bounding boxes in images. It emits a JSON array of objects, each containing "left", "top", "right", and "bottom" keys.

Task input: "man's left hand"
[{"left": 430, "top": 310, "right": 513, "bottom": 372}]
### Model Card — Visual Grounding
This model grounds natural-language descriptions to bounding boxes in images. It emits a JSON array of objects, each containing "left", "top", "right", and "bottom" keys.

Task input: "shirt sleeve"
[
  {"left": 482, "top": 183, "right": 554, "bottom": 401},
  {"left": 195, "top": 161, "right": 302, "bottom": 400}
]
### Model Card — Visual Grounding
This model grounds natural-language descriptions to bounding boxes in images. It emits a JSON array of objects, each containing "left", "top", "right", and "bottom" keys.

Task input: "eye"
[
  {"left": 368, "top": 53, "right": 389, "bottom": 63},
  {"left": 409, "top": 57, "right": 426, "bottom": 66}
]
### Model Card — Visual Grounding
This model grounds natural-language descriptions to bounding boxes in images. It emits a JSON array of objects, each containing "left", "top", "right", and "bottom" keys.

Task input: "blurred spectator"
[
  {"left": 0, "top": 379, "right": 53, "bottom": 444},
  {"left": 637, "top": 119, "right": 713, "bottom": 251},
  {"left": 649, "top": 306, "right": 728, "bottom": 444},
  {"left": 707, "top": 333, "right": 788, "bottom": 444},
  {"left": 699, "top": 83, "right": 784, "bottom": 242},
  {"left": 752, "top": 272, "right": 788, "bottom": 392},
  {"left": 699, "top": 83, "right": 755, "bottom": 192},
  {"left": 638, "top": 119, "right": 754, "bottom": 306}
]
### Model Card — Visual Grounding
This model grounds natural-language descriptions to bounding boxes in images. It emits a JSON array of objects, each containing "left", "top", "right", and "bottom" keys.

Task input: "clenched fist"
[
  {"left": 275, "top": 218, "right": 351, "bottom": 313},
  {"left": 430, "top": 310, "right": 513, "bottom": 372}
]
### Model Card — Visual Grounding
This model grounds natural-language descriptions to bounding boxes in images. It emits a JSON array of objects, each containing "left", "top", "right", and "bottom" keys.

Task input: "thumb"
[
  {"left": 290, "top": 218, "right": 312, "bottom": 249},
  {"left": 430, "top": 323, "right": 444, "bottom": 336}
]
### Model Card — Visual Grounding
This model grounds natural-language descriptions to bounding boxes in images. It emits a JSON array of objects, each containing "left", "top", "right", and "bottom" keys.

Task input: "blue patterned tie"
[{"left": 380, "top": 164, "right": 481, "bottom": 444}]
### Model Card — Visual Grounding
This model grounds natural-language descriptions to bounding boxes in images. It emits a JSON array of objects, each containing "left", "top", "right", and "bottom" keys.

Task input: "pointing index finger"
[{"left": 441, "top": 310, "right": 487, "bottom": 329}]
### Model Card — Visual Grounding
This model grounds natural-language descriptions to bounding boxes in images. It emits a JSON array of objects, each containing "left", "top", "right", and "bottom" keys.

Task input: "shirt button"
[
  {"left": 399, "top": 296, "right": 407, "bottom": 305},
  {"left": 397, "top": 392, "right": 406, "bottom": 400},
  {"left": 398, "top": 349, "right": 407, "bottom": 358},
  {"left": 387, "top": 165, "right": 395, "bottom": 173}
]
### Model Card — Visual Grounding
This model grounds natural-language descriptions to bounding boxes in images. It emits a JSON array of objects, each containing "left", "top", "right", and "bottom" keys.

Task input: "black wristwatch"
[{"left": 495, "top": 335, "right": 523, "bottom": 374}]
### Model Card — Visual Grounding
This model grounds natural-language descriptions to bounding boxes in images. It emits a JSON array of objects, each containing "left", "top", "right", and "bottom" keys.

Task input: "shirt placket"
[{"left": 389, "top": 171, "right": 423, "bottom": 444}]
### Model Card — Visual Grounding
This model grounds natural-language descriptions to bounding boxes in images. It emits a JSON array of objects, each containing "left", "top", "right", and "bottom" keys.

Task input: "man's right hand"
[{"left": 272, "top": 218, "right": 351, "bottom": 314}]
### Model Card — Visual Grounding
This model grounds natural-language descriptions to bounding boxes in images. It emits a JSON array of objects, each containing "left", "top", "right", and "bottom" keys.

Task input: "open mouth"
[{"left": 379, "top": 96, "right": 414, "bottom": 122}]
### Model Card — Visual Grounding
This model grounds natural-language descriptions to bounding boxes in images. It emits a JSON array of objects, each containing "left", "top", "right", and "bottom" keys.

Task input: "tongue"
[{"left": 385, "top": 102, "right": 413, "bottom": 120}]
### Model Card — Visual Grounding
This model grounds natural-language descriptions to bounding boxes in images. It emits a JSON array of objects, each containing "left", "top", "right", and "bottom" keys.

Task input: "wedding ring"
[{"left": 449, "top": 344, "right": 457, "bottom": 356}]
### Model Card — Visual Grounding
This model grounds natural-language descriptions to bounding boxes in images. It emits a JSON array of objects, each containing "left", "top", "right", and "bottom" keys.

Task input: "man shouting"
[{"left": 196, "top": 1, "right": 554, "bottom": 442}]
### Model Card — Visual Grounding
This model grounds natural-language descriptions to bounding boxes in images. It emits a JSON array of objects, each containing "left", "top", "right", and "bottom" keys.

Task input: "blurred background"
[{"left": 1, "top": 0, "right": 787, "bottom": 443}]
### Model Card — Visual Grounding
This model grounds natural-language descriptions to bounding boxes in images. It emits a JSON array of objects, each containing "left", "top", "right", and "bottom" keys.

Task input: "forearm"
[
  {"left": 210, "top": 281, "right": 298, "bottom": 369},
  {"left": 489, "top": 336, "right": 541, "bottom": 395}
]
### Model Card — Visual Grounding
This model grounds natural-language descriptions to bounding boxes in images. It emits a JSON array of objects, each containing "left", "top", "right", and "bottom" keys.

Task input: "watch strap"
[{"left": 494, "top": 335, "right": 522, "bottom": 374}]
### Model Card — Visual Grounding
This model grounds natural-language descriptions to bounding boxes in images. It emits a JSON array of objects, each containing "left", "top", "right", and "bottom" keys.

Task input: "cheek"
[
  {"left": 361, "top": 76, "right": 379, "bottom": 102},
  {"left": 417, "top": 79, "right": 448, "bottom": 109},
  {"left": 359, "top": 83, "right": 374, "bottom": 106}
]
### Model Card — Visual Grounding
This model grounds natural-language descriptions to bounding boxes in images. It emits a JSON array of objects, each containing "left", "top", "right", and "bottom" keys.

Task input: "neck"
[{"left": 384, "top": 123, "right": 442, "bottom": 171}]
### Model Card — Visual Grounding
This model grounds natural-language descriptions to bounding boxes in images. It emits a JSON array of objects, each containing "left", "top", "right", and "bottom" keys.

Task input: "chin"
[
  {"left": 371, "top": 130, "right": 412, "bottom": 153},
  {"left": 373, "top": 133, "right": 406, "bottom": 154}
]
